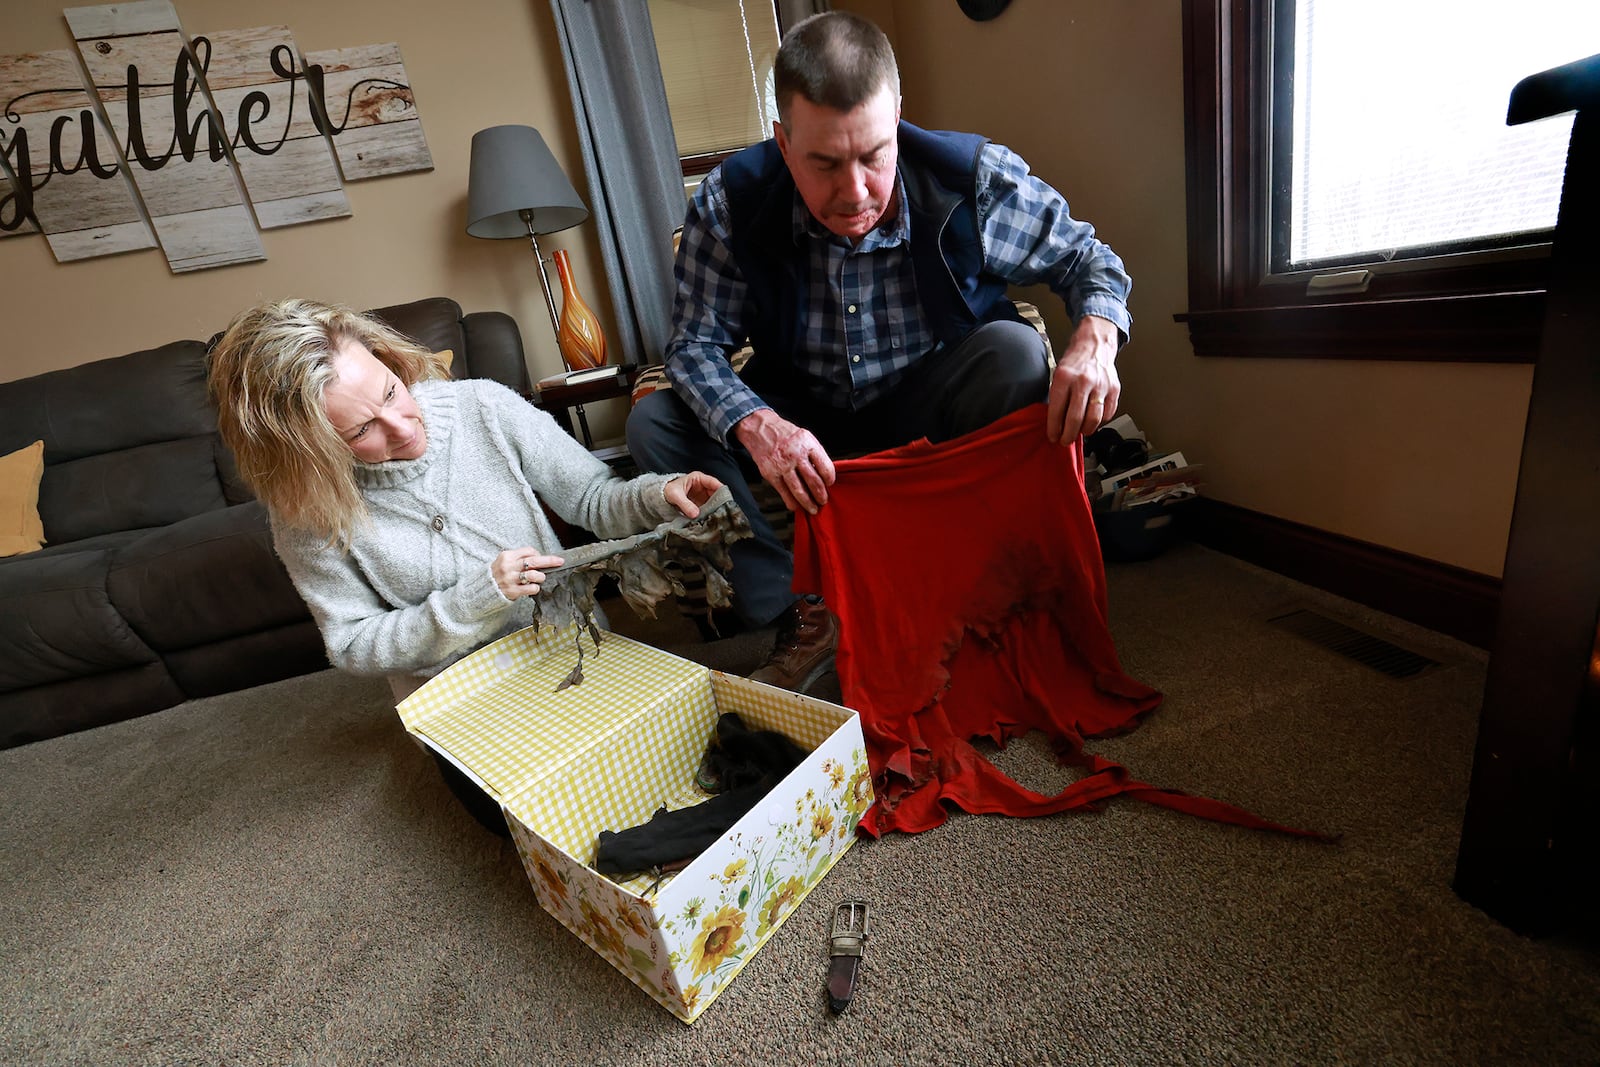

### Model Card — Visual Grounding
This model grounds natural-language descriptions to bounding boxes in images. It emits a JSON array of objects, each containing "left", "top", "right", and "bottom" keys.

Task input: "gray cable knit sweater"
[{"left": 272, "top": 378, "right": 680, "bottom": 682}]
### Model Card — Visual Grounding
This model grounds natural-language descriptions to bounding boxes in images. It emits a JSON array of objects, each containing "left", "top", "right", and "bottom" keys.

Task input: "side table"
[{"left": 527, "top": 364, "right": 641, "bottom": 451}]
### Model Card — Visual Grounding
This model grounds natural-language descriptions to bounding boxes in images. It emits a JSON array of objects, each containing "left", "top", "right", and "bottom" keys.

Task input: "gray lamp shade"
[{"left": 465, "top": 125, "right": 590, "bottom": 238}]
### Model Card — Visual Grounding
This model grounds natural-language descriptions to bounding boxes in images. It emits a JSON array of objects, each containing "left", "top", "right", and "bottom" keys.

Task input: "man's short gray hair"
[{"left": 774, "top": 11, "right": 900, "bottom": 125}]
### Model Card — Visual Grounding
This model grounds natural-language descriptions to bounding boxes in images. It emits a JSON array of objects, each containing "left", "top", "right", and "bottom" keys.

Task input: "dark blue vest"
[{"left": 718, "top": 121, "right": 1022, "bottom": 393}]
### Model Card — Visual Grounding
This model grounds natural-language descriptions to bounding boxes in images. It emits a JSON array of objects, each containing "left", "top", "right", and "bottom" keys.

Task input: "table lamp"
[{"left": 465, "top": 125, "right": 595, "bottom": 372}]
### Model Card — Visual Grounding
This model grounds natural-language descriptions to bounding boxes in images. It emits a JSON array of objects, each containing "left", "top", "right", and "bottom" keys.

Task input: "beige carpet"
[{"left": 3, "top": 543, "right": 1597, "bottom": 1066}]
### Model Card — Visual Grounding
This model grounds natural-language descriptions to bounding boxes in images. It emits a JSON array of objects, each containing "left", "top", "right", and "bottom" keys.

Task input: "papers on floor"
[{"left": 1085, "top": 414, "right": 1203, "bottom": 511}]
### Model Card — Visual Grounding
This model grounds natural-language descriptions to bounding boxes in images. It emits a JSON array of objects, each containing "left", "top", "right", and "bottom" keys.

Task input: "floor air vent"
[{"left": 1266, "top": 607, "right": 1440, "bottom": 679}]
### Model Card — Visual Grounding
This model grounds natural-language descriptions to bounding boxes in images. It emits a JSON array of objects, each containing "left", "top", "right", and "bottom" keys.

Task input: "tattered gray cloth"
[{"left": 533, "top": 486, "right": 751, "bottom": 688}]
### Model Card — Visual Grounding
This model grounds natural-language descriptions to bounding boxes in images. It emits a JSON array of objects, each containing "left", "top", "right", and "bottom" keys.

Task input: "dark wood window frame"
[
  {"left": 680, "top": 149, "right": 741, "bottom": 178},
  {"left": 1176, "top": 0, "right": 1550, "bottom": 363}
]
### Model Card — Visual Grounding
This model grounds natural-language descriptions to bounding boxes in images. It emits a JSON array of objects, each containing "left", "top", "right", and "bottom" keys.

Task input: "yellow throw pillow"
[{"left": 0, "top": 439, "right": 46, "bottom": 557}]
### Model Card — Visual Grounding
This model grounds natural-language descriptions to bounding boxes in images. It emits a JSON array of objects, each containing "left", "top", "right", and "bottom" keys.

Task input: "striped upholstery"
[{"left": 632, "top": 302, "right": 1053, "bottom": 633}]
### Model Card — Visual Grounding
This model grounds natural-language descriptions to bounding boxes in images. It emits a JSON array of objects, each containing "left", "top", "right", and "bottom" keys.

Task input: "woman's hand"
[
  {"left": 664, "top": 471, "right": 724, "bottom": 519},
  {"left": 493, "top": 549, "right": 564, "bottom": 601}
]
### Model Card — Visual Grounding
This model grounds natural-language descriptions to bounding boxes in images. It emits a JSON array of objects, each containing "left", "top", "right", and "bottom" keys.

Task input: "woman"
[{"left": 208, "top": 299, "right": 720, "bottom": 827}]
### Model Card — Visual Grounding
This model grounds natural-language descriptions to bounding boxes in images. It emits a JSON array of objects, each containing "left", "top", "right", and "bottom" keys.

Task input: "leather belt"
[{"left": 827, "top": 899, "right": 869, "bottom": 1013}]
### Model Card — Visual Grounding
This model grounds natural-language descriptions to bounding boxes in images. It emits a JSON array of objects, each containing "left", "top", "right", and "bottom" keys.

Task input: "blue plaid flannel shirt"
[{"left": 664, "top": 140, "right": 1132, "bottom": 445}]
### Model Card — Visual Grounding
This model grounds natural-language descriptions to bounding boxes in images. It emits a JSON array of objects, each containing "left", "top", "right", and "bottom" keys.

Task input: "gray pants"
[{"left": 625, "top": 320, "right": 1050, "bottom": 627}]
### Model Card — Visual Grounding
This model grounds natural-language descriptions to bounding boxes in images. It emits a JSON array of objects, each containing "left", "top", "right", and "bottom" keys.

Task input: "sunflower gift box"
[{"left": 397, "top": 621, "right": 871, "bottom": 1023}]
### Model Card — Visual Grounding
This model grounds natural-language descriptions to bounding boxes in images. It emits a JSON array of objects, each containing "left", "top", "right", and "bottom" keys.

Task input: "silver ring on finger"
[{"left": 519, "top": 573, "right": 529, "bottom": 586}]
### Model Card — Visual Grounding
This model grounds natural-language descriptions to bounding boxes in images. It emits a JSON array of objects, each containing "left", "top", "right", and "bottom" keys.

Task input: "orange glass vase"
[{"left": 552, "top": 249, "right": 607, "bottom": 372}]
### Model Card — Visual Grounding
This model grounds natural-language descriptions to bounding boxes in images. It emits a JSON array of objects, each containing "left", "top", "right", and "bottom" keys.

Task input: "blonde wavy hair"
[{"left": 207, "top": 299, "right": 451, "bottom": 546}]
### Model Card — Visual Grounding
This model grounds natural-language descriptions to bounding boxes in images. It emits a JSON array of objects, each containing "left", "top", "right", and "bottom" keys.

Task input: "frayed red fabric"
[{"left": 793, "top": 403, "right": 1328, "bottom": 840}]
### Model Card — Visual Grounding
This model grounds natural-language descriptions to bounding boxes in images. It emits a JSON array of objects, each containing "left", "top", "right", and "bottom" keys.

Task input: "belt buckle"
[
  {"left": 830, "top": 899, "right": 870, "bottom": 954},
  {"left": 826, "top": 899, "right": 870, "bottom": 1014}
]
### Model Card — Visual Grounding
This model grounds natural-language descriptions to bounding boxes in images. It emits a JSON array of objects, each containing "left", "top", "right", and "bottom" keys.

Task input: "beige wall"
[
  {"left": 847, "top": 0, "right": 1526, "bottom": 577},
  {"left": 6, "top": 0, "right": 1528, "bottom": 577},
  {"left": 0, "top": 0, "right": 614, "bottom": 390}
]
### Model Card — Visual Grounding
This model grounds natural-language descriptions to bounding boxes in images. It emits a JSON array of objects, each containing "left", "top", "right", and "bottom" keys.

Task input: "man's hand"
[
  {"left": 734, "top": 408, "right": 836, "bottom": 515},
  {"left": 1046, "top": 314, "right": 1122, "bottom": 444},
  {"left": 663, "top": 471, "right": 724, "bottom": 518}
]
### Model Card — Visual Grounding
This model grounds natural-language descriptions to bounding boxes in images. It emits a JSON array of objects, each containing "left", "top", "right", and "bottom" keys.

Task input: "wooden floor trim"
[{"left": 1179, "top": 498, "right": 1502, "bottom": 649}]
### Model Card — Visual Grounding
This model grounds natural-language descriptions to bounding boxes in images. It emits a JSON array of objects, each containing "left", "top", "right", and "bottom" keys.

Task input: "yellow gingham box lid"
[{"left": 398, "top": 623, "right": 705, "bottom": 804}]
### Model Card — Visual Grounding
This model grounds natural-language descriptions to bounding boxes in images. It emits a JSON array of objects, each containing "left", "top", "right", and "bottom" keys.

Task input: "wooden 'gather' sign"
[{"left": 0, "top": 0, "right": 433, "bottom": 273}]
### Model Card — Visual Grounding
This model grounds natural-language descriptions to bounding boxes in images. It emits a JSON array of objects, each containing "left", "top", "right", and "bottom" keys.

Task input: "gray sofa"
[{"left": 0, "top": 296, "right": 531, "bottom": 749}]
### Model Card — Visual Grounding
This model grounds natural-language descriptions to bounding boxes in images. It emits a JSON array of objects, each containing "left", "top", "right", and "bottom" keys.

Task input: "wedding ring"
[
  {"left": 1089, "top": 394, "right": 1104, "bottom": 406},
  {"left": 519, "top": 573, "right": 529, "bottom": 585},
  {"left": 521, "top": 560, "right": 530, "bottom": 572}
]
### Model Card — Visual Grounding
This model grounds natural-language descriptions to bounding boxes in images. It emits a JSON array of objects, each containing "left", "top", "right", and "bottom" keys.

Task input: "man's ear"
[{"left": 773, "top": 120, "right": 790, "bottom": 162}]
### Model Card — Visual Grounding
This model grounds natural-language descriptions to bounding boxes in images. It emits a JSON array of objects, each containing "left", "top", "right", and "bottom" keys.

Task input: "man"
[{"left": 627, "top": 11, "right": 1131, "bottom": 693}]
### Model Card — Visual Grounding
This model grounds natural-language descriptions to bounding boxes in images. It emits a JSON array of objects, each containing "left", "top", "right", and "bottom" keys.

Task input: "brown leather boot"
[{"left": 748, "top": 595, "right": 839, "bottom": 695}]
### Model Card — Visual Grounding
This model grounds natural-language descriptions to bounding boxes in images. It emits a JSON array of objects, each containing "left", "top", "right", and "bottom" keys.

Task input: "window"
[
  {"left": 649, "top": 0, "right": 781, "bottom": 181},
  {"left": 1178, "top": 0, "right": 1600, "bottom": 361}
]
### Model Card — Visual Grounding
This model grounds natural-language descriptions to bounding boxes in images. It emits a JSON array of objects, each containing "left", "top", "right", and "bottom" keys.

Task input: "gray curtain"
[
  {"left": 775, "top": 0, "right": 830, "bottom": 35},
  {"left": 548, "top": 0, "right": 684, "bottom": 367}
]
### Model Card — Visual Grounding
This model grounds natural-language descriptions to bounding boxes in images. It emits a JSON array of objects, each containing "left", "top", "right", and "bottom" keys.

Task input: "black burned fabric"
[
  {"left": 594, "top": 713, "right": 808, "bottom": 877},
  {"left": 593, "top": 788, "right": 767, "bottom": 878},
  {"left": 532, "top": 487, "right": 751, "bottom": 689}
]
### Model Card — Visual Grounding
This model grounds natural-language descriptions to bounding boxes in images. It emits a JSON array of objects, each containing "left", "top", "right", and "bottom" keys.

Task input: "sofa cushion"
[
  {"left": 458, "top": 309, "right": 532, "bottom": 393},
  {"left": 370, "top": 297, "right": 468, "bottom": 363},
  {"left": 0, "top": 662, "right": 185, "bottom": 749},
  {"left": 0, "top": 440, "right": 46, "bottom": 557},
  {"left": 0, "top": 338, "right": 232, "bottom": 547},
  {"left": 108, "top": 501, "right": 312, "bottom": 652},
  {"left": 0, "top": 548, "right": 161, "bottom": 691},
  {"left": 0, "top": 340, "right": 217, "bottom": 460},
  {"left": 19, "top": 528, "right": 143, "bottom": 560},
  {"left": 163, "top": 620, "right": 328, "bottom": 699},
  {"left": 39, "top": 436, "right": 230, "bottom": 546}
]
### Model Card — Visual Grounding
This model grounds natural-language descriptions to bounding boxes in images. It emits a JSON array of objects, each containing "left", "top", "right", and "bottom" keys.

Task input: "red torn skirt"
[{"left": 792, "top": 403, "right": 1323, "bottom": 839}]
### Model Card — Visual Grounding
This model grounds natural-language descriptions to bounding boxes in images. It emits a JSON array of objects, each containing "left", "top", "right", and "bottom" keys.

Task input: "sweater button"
[{"left": 431, "top": 515, "right": 445, "bottom": 532}]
